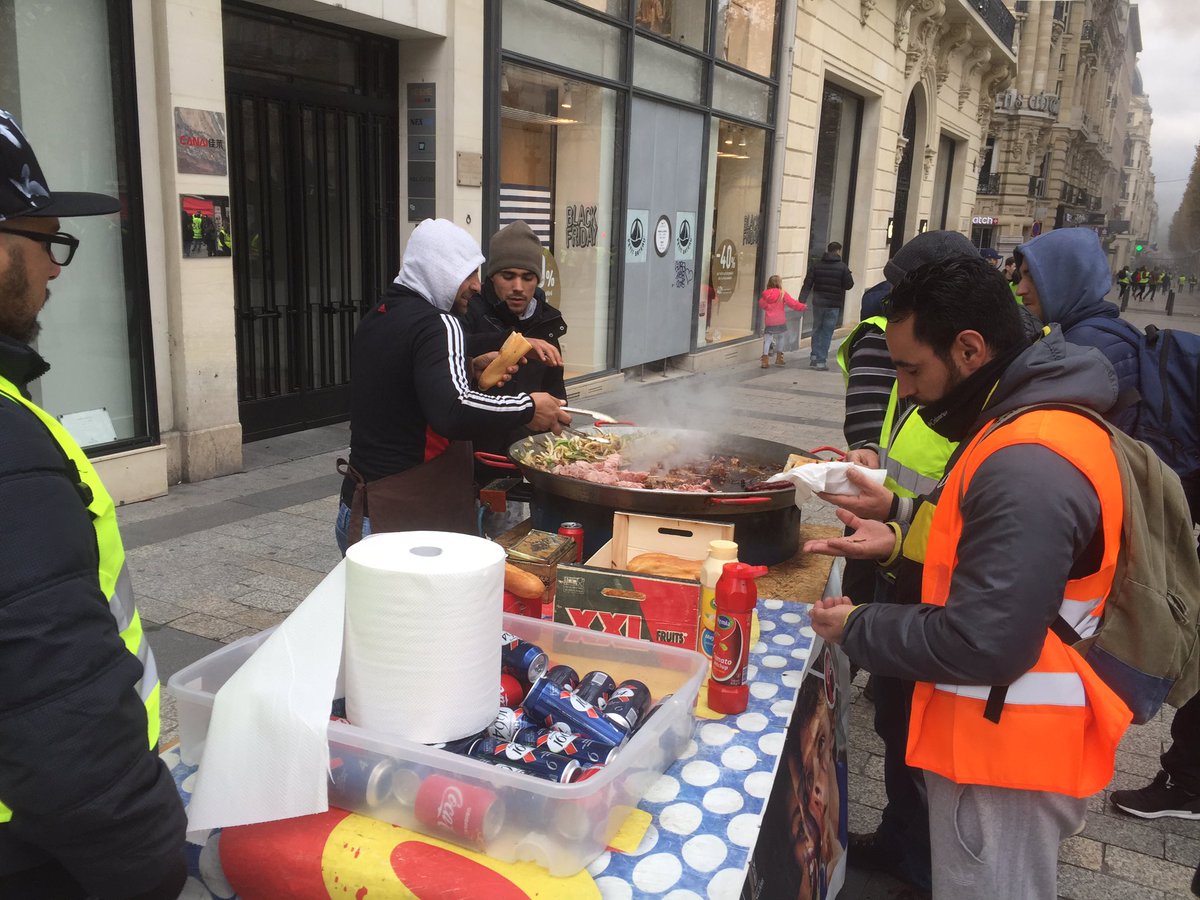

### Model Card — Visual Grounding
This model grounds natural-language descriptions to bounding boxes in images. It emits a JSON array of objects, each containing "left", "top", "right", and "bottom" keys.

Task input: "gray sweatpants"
[{"left": 924, "top": 770, "right": 1087, "bottom": 899}]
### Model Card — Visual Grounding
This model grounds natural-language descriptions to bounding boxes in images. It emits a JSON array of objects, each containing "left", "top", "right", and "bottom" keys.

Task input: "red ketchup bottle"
[{"left": 707, "top": 562, "right": 767, "bottom": 715}]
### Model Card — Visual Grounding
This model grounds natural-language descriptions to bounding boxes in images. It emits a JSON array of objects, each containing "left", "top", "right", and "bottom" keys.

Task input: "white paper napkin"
[{"left": 767, "top": 462, "right": 888, "bottom": 506}]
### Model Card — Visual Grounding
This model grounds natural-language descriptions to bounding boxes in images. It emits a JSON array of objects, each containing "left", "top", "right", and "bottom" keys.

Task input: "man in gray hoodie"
[{"left": 804, "top": 255, "right": 1133, "bottom": 899}]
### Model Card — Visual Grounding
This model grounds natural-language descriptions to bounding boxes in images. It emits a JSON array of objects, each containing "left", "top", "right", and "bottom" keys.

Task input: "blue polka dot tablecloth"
[
  {"left": 585, "top": 599, "right": 815, "bottom": 899},
  {"left": 166, "top": 599, "right": 830, "bottom": 899}
]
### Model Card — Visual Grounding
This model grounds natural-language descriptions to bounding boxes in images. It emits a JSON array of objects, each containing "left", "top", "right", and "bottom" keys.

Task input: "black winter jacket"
[
  {"left": 340, "top": 283, "right": 536, "bottom": 506},
  {"left": 461, "top": 283, "right": 568, "bottom": 458},
  {"left": 801, "top": 252, "right": 855, "bottom": 307},
  {"left": 0, "top": 335, "right": 186, "bottom": 897}
]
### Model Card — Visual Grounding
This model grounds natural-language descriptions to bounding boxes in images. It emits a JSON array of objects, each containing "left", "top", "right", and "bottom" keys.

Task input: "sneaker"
[
  {"left": 848, "top": 831, "right": 931, "bottom": 896},
  {"left": 1111, "top": 771, "right": 1200, "bottom": 819},
  {"left": 814, "top": 362, "right": 828, "bottom": 371}
]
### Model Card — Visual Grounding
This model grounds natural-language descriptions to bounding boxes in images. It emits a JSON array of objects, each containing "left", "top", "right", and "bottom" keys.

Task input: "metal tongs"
[{"left": 561, "top": 406, "right": 618, "bottom": 442}]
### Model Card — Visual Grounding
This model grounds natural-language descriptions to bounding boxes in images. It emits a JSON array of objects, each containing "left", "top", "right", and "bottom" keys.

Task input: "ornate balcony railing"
[
  {"left": 1080, "top": 19, "right": 1095, "bottom": 43},
  {"left": 972, "top": 0, "right": 1017, "bottom": 51},
  {"left": 978, "top": 172, "right": 1002, "bottom": 195}
]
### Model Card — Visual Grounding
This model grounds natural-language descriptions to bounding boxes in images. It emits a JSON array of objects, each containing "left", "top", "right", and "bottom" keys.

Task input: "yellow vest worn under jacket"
[
  {"left": 880, "top": 396, "right": 957, "bottom": 500},
  {"left": 836, "top": 315, "right": 888, "bottom": 384},
  {"left": 837, "top": 316, "right": 957, "bottom": 499},
  {"left": 0, "top": 376, "right": 160, "bottom": 823},
  {"left": 906, "top": 408, "right": 1133, "bottom": 797}
]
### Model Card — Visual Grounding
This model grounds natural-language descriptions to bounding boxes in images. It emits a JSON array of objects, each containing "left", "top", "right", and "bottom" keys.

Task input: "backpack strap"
[{"left": 336, "top": 458, "right": 368, "bottom": 546}]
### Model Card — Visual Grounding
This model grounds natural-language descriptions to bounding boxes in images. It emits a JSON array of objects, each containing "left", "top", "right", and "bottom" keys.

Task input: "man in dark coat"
[
  {"left": 463, "top": 220, "right": 568, "bottom": 458},
  {"left": 800, "top": 241, "right": 854, "bottom": 370}
]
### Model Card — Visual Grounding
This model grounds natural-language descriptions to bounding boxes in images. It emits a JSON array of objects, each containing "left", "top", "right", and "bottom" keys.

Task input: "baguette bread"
[
  {"left": 479, "top": 332, "right": 534, "bottom": 390},
  {"left": 504, "top": 562, "right": 546, "bottom": 600},
  {"left": 784, "top": 453, "right": 821, "bottom": 471},
  {"left": 626, "top": 552, "right": 703, "bottom": 581}
]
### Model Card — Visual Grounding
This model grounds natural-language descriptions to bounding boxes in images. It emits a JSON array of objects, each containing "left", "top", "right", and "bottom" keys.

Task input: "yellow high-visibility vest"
[{"left": 0, "top": 376, "right": 160, "bottom": 823}]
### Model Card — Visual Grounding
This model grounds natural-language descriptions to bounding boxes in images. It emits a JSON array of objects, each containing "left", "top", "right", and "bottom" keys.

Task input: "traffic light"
[{"left": 1135, "top": 243, "right": 1144, "bottom": 252}]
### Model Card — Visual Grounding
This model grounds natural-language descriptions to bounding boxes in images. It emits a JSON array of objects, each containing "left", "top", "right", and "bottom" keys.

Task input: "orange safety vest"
[{"left": 906, "top": 409, "right": 1133, "bottom": 797}]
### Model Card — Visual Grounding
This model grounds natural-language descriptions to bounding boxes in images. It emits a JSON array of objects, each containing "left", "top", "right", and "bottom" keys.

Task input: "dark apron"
[{"left": 336, "top": 441, "right": 477, "bottom": 546}]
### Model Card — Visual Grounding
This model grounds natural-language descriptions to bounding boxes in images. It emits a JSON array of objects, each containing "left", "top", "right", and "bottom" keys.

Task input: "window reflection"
[
  {"left": 700, "top": 120, "right": 767, "bottom": 346},
  {"left": 715, "top": 0, "right": 778, "bottom": 77},
  {"left": 499, "top": 67, "right": 621, "bottom": 376},
  {"left": 634, "top": 0, "right": 707, "bottom": 51}
]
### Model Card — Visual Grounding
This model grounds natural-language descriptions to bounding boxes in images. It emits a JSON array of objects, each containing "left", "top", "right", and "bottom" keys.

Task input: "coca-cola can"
[
  {"left": 558, "top": 522, "right": 584, "bottom": 563},
  {"left": 414, "top": 774, "right": 505, "bottom": 847}
]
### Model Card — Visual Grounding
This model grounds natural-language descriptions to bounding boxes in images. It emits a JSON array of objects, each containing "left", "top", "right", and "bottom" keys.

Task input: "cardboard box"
[
  {"left": 554, "top": 513, "right": 734, "bottom": 649},
  {"left": 494, "top": 519, "right": 578, "bottom": 617}
]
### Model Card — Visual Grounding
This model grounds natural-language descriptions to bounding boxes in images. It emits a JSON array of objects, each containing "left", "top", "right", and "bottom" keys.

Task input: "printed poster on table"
[{"left": 741, "top": 635, "right": 850, "bottom": 900}]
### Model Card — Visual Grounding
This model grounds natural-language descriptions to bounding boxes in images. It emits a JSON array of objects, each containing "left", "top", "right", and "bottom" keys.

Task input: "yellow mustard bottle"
[{"left": 699, "top": 539, "right": 738, "bottom": 657}]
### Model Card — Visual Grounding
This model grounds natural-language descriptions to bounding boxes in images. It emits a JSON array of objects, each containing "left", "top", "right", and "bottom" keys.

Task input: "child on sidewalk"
[{"left": 759, "top": 275, "right": 806, "bottom": 367}]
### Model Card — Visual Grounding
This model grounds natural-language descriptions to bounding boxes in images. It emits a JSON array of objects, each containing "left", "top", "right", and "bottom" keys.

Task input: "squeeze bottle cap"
[{"left": 708, "top": 539, "right": 738, "bottom": 560}]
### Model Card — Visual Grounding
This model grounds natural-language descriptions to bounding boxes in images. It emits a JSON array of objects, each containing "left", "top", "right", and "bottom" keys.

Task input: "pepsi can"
[
  {"left": 467, "top": 737, "right": 580, "bottom": 783},
  {"left": 329, "top": 753, "right": 394, "bottom": 809},
  {"left": 523, "top": 678, "right": 627, "bottom": 747},
  {"left": 514, "top": 727, "right": 619, "bottom": 767},
  {"left": 604, "top": 680, "right": 652, "bottom": 733},
  {"left": 544, "top": 664, "right": 580, "bottom": 690},
  {"left": 500, "top": 631, "right": 548, "bottom": 684},
  {"left": 575, "top": 670, "right": 617, "bottom": 710},
  {"left": 488, "top": 707, "right": 531, "bottom": 741}
]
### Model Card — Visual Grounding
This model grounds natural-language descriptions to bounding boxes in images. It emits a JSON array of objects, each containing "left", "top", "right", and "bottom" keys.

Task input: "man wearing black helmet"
[{"left": 0, "top": 110, "right": 187, "bottom": 899}]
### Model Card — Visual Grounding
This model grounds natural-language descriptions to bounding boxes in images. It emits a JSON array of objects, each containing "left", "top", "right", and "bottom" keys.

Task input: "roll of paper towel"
[{"left": 344, "top": 531, "right": 504, "bottom": 742}]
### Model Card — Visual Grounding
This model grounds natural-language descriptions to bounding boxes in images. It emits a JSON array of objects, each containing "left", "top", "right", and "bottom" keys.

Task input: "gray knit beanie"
[
  {"left": 883, "top": 230, "right": 980, "bottom": 286},
  {"left": 485, "top": 221, "right": 542, "bottom": 281}
]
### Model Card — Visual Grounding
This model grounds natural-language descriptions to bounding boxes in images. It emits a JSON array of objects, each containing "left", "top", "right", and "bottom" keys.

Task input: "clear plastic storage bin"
[{"left": 168, "top": 613, "right": 707, "bottom": 876}]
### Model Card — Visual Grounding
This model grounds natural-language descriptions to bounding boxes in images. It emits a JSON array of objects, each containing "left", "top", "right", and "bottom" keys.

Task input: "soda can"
[
  {"left": 575, "top": 670, "right": 617, "bottom": 710},
  {"left": 328, "top": 753, "right": 394, "bottom": 809},
  {"left": 632, "top": 693, "right": 673, "bottom": 736},
  {"left": 544, "top": 664, "right": 580, "bottom": 690},
  {"left": 604, "top": 680, "right": 652, "bottom": 733},
  {"left": 467, "top": 737, "right": 581, "bottom": 783},
  {"left": 514, "top": 727, "right": 619, "bottom": 766},
  {"left": 500, "top": 631, "right": 548, "bottom": 684},
  {"left": 558, "top": 522, "right": 584, "bottom": 563},
  {"left": 500, "top": 673, "right": 524, "bottom": 708},
  {"left": 570, "top": 765, "right": 606, "bottom": 783},
  {"left": 414, "top": 773, "right": 505, "bottom": 847},
  {"left": 523, "top": 678, "right": 627, "bottom": 747},
  {"left": 426, "top": 732, "right": 486, "bottom": 756},
  {"left": 488, "top": 707, "right": 531, "bottom": 741}
]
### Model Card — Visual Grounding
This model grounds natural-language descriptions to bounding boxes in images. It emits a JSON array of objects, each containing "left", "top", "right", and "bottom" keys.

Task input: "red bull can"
[
  {"left": 543, "top": 664, "right": 580, "bottom": 690},
  {"left": 522, "top": 678, "right": 627, "bottom": 747},
  {"left": 575, "top": 670, "right": 617, "bottom": 710},
  {"left": 328, "top": 753, "right": 394, "bottom": 809},
  {"left": 414, "top": 774, "right": 505, "bottom": 848},
  {"left": 500, "top": 631, "right": 548, "bottom": 684},
  {"left": 514, "top": 727, "right": 620, "bottom": 766},
  {"left": 604, "top": 680, "right": 652, "bottom": 733},
  {"left": 466, "top": 737, "right": 581, "bottom": 783}
]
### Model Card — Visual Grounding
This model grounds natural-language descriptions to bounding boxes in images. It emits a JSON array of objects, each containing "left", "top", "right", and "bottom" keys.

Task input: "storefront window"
[
  {"left": 633, "top": 0, "right": 707, "bottom": 51},
  {"left": 699, "top": 119, "right": 767, "bottom": 346},
  {"left": 504, "top": 0, "right": 624, "bottom": 81},
  {"left": 499, "top": 67, "right": 622, "bottom": 376},
  {"left": 633, "top": 35, "right": 705, "bottom": 104},
  {"left": 714, "top": 0, "right": 778, "bottom": 77},
  {"left": 567, "top": 0, "right": 628, "bottom": 17},
  {"left": 0, "top": 0, "right": 153, "bottom": 451}
]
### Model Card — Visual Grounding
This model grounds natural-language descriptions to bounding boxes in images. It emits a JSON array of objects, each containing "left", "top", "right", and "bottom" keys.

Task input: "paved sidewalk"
[{"left": 122, "top": 301, "right": 1200, "bottom": 899}]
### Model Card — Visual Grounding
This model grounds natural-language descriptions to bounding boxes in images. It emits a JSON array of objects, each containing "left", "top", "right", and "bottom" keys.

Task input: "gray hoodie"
[{"left": 842, "top": 328, "right": 1119, "bottom": 686}]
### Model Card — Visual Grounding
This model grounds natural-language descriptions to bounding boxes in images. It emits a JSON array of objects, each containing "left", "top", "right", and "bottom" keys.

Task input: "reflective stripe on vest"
[
  {"left": 906, "top": 408, "right": 1132, "bottom": 797},
  {"left": 880, "top": 399, "right": 957, "bottom": 499},
  {"left": 0, "top": 376, "right": 160, "bottom": 823},
  {"left": 836, "top": 315, "right": 889, "bottom": 386}
]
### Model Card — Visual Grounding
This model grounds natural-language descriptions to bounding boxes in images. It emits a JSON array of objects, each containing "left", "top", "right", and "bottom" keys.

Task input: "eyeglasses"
[{"left": 0, "top": 227, "right": 80, "bottom": 266}]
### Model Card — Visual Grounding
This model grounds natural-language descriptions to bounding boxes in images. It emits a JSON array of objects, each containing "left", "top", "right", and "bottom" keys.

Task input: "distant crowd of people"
[{"left": 1115, "top": 265, "right": 1198, "bottom": 302}]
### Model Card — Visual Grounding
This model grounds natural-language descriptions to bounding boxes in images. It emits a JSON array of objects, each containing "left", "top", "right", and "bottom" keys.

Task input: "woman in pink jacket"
[{"left": 759, "top": 275, "right": 806, "bottom": 367}]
